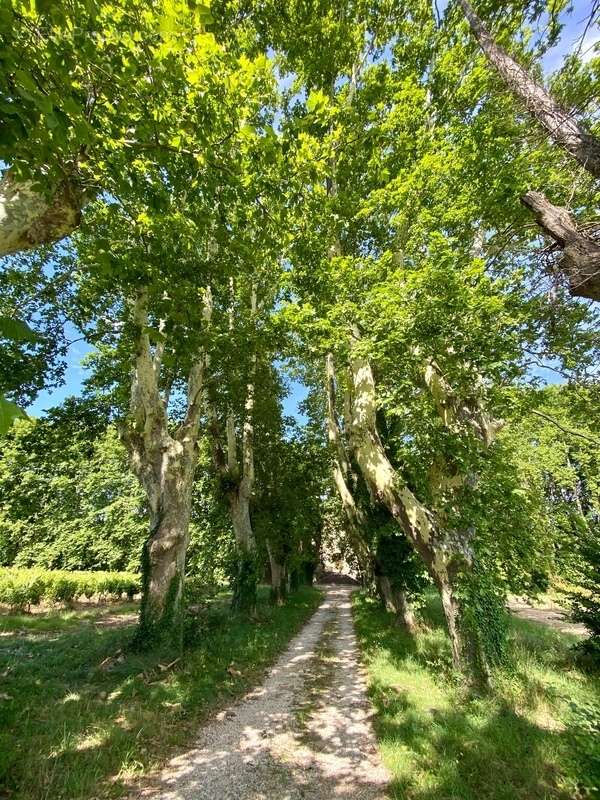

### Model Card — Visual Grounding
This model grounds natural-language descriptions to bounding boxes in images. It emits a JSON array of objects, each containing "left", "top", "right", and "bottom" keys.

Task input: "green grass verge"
[
  {"left": 352, "top": 590, "right": 600, "bottom": 800},
  {"left": 0, "top": 584, "right": 323, "bottom": 800},
  {"left": 0, "top": 602, "right": 139, "bottom": 634}
]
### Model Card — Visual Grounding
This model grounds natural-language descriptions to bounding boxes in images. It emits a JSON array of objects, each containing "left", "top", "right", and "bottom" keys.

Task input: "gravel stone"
[{"left": 140, "top": 585, "right": 389, "bottom": 799}]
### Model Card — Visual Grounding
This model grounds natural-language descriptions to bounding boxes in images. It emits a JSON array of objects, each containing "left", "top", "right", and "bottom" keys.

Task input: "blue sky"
[{"left": 26, "top": 0, "right": 598, "bottom": 418}]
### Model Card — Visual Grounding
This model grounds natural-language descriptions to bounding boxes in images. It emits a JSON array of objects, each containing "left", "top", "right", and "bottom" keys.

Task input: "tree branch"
[
  {"left": 458, "top": 0, "right": 600, "bottom": 177},
  {"left": 521, "top": 191, "right": 600, "bottom": 300},
  {"left": 423, "top": 359, "right": 502, "bottom": 446},
  {"left": 530, "top": 409, "right": 600, "bottom": 446},
  {"left": 130, "top": 287, "right": 164, "bottom": 428}
]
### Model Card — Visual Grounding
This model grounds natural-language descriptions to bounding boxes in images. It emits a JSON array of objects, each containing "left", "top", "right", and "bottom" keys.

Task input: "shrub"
[
  {"left": 184, "top": 575, "right": 220, "bottom": 605},
  {"left": 0, "top": 567, "right": 140, "bottom": 610},
  {"left": 568, "top": 521, "right": 600, "bottom": 667}
]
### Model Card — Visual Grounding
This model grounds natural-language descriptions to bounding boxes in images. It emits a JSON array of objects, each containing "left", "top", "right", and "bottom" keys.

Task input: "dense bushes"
[
  {"left": 0, "top": 567, "right": 140, "bottom": 609},
  {"left": 0, "top": 412, "right": 148, "bottom": 572},
  {"left": 0, "top": 567, "right": 229, "bottom": 611},
  {"left": 0, "top": 409, "right": 235, "bottom": 584},
  {"left": 569, "top": 521, "right": 600, "bottom": 665}
]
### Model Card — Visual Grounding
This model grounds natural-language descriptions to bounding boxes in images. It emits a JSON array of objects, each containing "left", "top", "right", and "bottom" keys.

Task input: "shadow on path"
[{"left": 140, "top": 585, "right": 389, "bottom": 800}]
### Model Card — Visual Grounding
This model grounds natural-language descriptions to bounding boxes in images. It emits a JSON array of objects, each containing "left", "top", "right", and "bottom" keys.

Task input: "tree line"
[{"left": 0, "top": 0, "right": 598, "bottom": 677}]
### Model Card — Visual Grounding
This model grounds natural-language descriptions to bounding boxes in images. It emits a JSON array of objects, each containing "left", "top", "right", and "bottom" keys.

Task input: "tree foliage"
[{"left": 0, "top": 0, "right": 598, "bottom": 671}]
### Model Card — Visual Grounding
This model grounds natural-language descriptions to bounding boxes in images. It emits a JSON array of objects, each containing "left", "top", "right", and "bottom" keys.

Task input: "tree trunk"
[
  {"left": 267, "top": 542, "right": 287, "bottom": 606},
  {"left": 229, "top": 486, "right": 258, "bottom": 613},
  {"left": 228, "top": 365, "right": 258, "bottom": 613},
  {"left": 325, "top": 353, "right": 374, "bottom": 579},
  {"left": 436, "top": 577, "right": 464, "bottom": 670},
  {"left": 378, "top": 573, "right": 393, "bottom": 611},
  {"left": 0, "top": 171, "right": 83, "bottom": 257},
  {"left": 347, "top": 352, "right": 469, "bottom": 669},
  {"left": 458, "top": 0, "right": 600, "bottom": 178},
  {"left": 289, "top": 567, "right": 301, "bottom": 591},
  {"left": 521, "top": 191, "right": 600, "bottom": 301},
  {"left": 136, "top": 444, "right": 194, "bottom": 650},
  {"left": 395, "top": 588, "right": 417, "bottom": 632},
  {"left": 126, "top": 288, "right": 206, "bottom": 652},
  {"left": 206, "top": 284, "right": 259, "bottom": 614},
  {"left": 379, "top": 574, "right": 417, "bottom": 632},
  {"left": 231, "top": 289, "right": 260, "bottom": 612}
]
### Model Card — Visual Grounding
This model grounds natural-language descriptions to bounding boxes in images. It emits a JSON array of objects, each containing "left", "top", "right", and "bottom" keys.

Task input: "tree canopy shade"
[{"left": 0, "top": 0, "right": 598, "bottom": 673}]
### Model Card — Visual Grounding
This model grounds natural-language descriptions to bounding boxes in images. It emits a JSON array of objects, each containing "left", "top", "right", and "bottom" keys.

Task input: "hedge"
[{"left": 0, "top": 567, "right": 140, "bottom": 609}]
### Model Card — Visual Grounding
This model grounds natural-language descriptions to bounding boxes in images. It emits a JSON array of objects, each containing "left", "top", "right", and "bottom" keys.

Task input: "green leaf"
[
  {"left": 61, "top": 96, "right": 82, "bottom": 118},
  {"left": 306, "top": 89, "right": 328, "bottom": 114},
  {"left": 14, "top": 70, "right": 38, "bottom": 95},
  {"left": 33, "top": 93, "right": 53, "bottom": 114},
  {"left": 0, "top": 396, "right": 25, "bottom": 435},
  {"left": 143, "top": 326, "right": 167, "bottom": 343},
  {"left": 45, "top": 111, "right": 60, "bottom": 129},
  {"left": 0, "top": 317, "right": 37, "bottom": 342}
]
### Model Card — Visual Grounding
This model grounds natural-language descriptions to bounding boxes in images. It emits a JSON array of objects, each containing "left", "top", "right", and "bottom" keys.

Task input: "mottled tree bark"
[
  {"left": 458, "top": 0, "right": 600, "bottom": 178},
  {"left": 124, "top": 288, "right": 206, "bottom": 651},
  {"left": 521, "top": 191, "right": 600, "bottom": 301},
  {"left": 208, "top": 400, "right": 258, "bottom": 613},
  {"left": 438, "top": 580, "right": 463, "bottom": 668},
  {"left": 327, "top": 353, "right": 420, "bottom": 630},
  {"left": 395, "top": 586, "right": 417, "bottom": 632},
  {"left": 347, "top": 352, "right": 469, "bottom": 668},
  {"left": 0, "top": 171, "right": 84, "bottom": 257},
  {"left": 325, "top": 353, "right": 373, "bottom": 581},
  {"left": 423, "top": 358, "right": 501, "bottom": 446},
  {"left": 228, "top": 438, "right": 258, "bottom": 614}
]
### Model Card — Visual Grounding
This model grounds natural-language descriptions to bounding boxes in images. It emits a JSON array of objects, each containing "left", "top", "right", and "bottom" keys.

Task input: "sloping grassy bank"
[
  {"left": 353, "top": 590, "right": 600, "bottom": 800},
  {"left": 0, "top": 585, "right": 322, "bottom": 800}
]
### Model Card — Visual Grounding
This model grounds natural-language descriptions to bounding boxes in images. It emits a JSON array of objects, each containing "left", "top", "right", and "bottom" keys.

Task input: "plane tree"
[
  {"left": 52, "top": 27, "right": 280, "bottom": 649},
  {"left": 276, "top": 0, "right": 598, "bottom": 676}
]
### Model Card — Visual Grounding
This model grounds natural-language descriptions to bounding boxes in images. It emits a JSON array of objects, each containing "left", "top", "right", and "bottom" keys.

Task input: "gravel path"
[
  {"left": 140, "top": 585, "right": 389, "bottom": 800},
  {"left": 507, "top": 597, "right": 587, "bottom": 636}
]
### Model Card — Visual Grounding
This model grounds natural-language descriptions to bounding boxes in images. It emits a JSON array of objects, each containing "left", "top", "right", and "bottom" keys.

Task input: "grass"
[
  {"left": 352, "top": 589, "right": 600, "bottom": 800},
  {"left": 0, "top": 584, "right": 323, "bottom": 800},
  {"left": 0, "top": 602, "right": 139, "bottom": 634}
]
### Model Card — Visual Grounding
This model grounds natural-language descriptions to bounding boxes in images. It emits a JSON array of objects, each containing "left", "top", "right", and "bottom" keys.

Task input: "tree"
[
  {"left": 326, "top": 352, "right": 423, "bottom": 629},
  {"left": 457, "top": 0, "right": 600, "bottom": 300},
  {"left": 31, "top": 3, "right": 282, "bottom": 649},
  {"left": 275, "top": 0, "right": 598, "bottom": 675},
  {"left": 0, "top": 0, "right": 216, "bottom": 255},
  {"left": 123, "top": 285, "right": 208, "bottom": 649},
  {"left": 0, "top": 398, "right": 147, "bottom": 571},
  {"left": 206, "top": 281, "right": 261, "bottom": 613},
  {"left": 202, "top": 183, "right": 288, "bottom": 612}
]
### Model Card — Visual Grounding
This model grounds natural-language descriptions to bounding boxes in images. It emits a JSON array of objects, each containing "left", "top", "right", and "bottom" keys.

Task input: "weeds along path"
[{"left": 140, "top": 585, "right": 388, "bottom": 800}]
